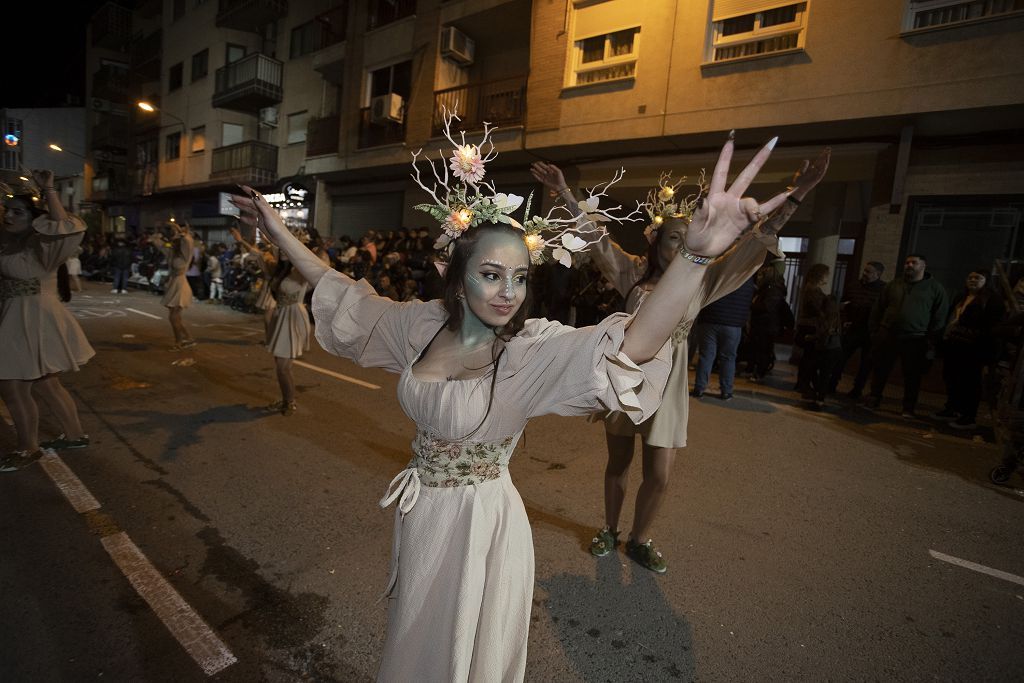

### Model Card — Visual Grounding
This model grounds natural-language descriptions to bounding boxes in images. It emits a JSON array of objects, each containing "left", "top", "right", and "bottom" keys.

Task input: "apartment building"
[
  {"left": 85, "top": 0, "right": 1024, "bottom": 297},
  {"left": 1, "top": 107, "right": 87, "bottom": 215}
]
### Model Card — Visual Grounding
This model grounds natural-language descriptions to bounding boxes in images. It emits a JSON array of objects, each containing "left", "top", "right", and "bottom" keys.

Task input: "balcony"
[
  {"left": 432, "top": 76, "right": 527, "bottom": 135},
  {"left": 90, "top": 167, "right": 130, "bottom": 203},
  {"left": 213, "top": 53, "right": 284, "bottom": 113},
  {"left": 211, "top": 140, "right": 278, "bottom": 185},
  {"left": 306, "top": 115, "right": 340, "bottom": 157},
  {"left": 92, "top": 67, "right": 129, "bottom": 103},
  {"left": 216, "top": 0, "right": 288, "bottom": 33},
  {"left": 90, "top": 2, "right": 132, "bottom": 50},
  {"left": 368, "top": 0, "right": 415, "bottom": 30},
  {"left": 91, "top": 116, "right": 130, "bottom": 151},
  {"left": 129, "top": 30, "right": 162, "bottom": 82},
  {"left": 133, "top": 164, "right": 158, "bottom": 196},
  {"left": 358, "top": 107, "right": 406, "bottom": 149}
]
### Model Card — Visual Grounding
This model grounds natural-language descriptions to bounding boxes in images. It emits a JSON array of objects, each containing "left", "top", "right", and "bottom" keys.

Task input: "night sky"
[{"left": 5, "top": 1, "right": 111, "bottom": 108}]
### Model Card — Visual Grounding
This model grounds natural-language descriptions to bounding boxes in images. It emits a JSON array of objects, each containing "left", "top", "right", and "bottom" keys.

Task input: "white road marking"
[
  {"left": 39, "top": 452, "right": 101, "bottom": 513},
  {"left": 294, "top": 359, "right": 381, "bottom": 390},
  {"left": 101, "top": 532, "right": 238, "bottom": 675},
  {"left": 126, "top": 307, "right": 163, "bottom": 320},
  {"left": 929, "top": 549, "right": 1024, "bottom": 587}
]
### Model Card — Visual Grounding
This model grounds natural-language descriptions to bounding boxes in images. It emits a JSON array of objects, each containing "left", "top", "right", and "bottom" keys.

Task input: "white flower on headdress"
[
  {"left": 491, "top": 193, "right": 524, "bottom": 212},
  {"left": 524, "top": 233, "right": 545, "bottom": 265},
  {"left": 443, "top": 207, "right": 475, "bottom": 238},
  {"left": 450, "top": 144, "right": 485, "bottom": 184}
]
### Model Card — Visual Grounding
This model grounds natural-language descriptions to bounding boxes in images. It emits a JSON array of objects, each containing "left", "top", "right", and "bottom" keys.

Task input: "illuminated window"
[
  {"left": 572, "top": 27, "right": 639, "bottom": 86},
  {"left": 903, "top": 0, "right": 1024, "bottom": 31},
  {"left": 707, "top": 2, "right": 807, "bottom": 64},
  {"left": 191, "top": 126, "right": 205, "bottom": 153}
]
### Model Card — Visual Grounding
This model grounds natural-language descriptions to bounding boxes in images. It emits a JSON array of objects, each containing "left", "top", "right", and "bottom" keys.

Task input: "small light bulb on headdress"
[
  {"left": 653, "top": 215, "right": 664, "bottom": 226},
  {"left": 658, "top": 187, "right": 675, "bottom": 201}
]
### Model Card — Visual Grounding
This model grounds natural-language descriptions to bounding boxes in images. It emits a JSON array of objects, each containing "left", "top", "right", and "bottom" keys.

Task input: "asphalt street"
[{"left": 1, "top": 282, "right": 1021, "bottom": 682}]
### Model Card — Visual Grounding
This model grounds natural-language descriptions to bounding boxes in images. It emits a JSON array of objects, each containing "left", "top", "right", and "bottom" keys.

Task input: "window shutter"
[
  {"left": 712, "top": 0, "right": 801, "bottom": 21},
  {"left": 573, "top": 0, "right": 633, "bottom": 39}
]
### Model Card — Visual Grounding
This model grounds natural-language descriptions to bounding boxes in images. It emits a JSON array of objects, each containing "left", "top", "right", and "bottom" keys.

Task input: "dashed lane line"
[
  {"left": 34, "top": 452, "right": 237, "bottom": 675},
  {"left": 294, "top": 359, "right": 381, "bottom": 390},
  {"left": 929, "top": 549, "right": 1024, "bottom": 587},
  {"left": 125, "top": 307, "right": 163, "bottom": 320}
]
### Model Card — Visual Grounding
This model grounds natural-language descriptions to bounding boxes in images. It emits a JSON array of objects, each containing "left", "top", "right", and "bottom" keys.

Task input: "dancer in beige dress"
[
  {"left": 0, "top": 171, "right": 94, "bottom": 471},
  {"left": 230, "top": 226, "right": 277, "bottom": 338},
  {"left": 149, "top": 222, "right": 195, "bottom": 350},
  {"left": 230, "top": 119, "right": 791, "bottom": 680},
  {"left": 531, "top": 146, "right": 830, "bottom": 572}
]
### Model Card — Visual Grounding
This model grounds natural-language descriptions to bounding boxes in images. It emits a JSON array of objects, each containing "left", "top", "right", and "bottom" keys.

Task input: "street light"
[{"left": 48, "top": 143, "right": 87, "bottom": 160}]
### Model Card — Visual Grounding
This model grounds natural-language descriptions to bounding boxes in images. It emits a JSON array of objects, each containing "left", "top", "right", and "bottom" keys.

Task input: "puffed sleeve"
[
  {"left": 30, "top": 215, "right": 86, "bottom": 273},
  {"left": 311, "top": 269, "right": 442, "bottom": 373},
  {"left": 502, "top": 314, "right": 672, "bottom": 422},
  {"left": 589, "top": 237, "right": 647, "bottom": 299}
]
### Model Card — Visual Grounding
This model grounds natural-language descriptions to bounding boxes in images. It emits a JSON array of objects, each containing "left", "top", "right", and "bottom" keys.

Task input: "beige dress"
[
  {"left": 311, "top": 270, "right": 672, "bottom": 682},
  {"left": 266, "top": 272, "right": 309, "bottom": 359},
  {"left": 160, "top": 233, "right": 194, "bottom": 309},
  {"left": 0, "top": 216, "right": 95, "bottom": 380},
  {"left": 591, "top": 230, "right": 780, "bottom": 448}
]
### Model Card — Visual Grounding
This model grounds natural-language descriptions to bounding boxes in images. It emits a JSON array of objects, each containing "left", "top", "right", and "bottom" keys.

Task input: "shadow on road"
[{"left": 538, "top": 559, "right": 696, "bottom": 682}]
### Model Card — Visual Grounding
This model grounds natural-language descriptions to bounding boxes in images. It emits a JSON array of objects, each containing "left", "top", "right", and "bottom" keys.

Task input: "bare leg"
[
  {"left": 274, "top": 357, "right": 295, "bottom": 403},
  {"left": 603, "top": 431, "right": 636, "bottom": 532},
  {"left": 629, "top": 445, "right": 678, "bottom": 542},
  {"left": 33, "top": 375, "right": 85, "bottom": 439},
  {"left": 168, "top": 307, "right": 191, "bottom": 344},
  {"left": 263, "top": 305, "right": 275, "bottom": 341},
  {"left": 70, "top": 275, "right": 81, "bottom": 292},
  {"left": 0, "top": 379, "right": 41, "bottom": 452}
]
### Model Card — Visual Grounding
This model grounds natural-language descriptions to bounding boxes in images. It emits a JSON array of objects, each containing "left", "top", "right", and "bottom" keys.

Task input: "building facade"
[
  {"left": 1, "top": 106, "right": 87, "bottom": 215},
  {"left": 84, "top": 0, "right": 1024, "bottom": 297}
]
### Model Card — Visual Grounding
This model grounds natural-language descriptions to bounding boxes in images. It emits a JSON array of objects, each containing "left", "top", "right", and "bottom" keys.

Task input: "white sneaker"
[
  {"left": 119, "top": 289, "right": 128, "bottom": 294},
  {"left": 110, "top": 288, "right": 119, "bottom": 294}
]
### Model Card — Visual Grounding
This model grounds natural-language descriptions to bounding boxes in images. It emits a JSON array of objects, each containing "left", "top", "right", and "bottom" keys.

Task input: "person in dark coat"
[
  {"left": 933, "top": 269, "right": 1006, "bottom": 429},
  {"left": 794, "top": 263, "right": 830, "bottom": 395},
  {"left": 832, "top": 261, "right": 886, "bottom": 397},
  {"left": 109, "top": 237, "right": 133, "bottom": 294},
  {"left": 746, "top": 263, "right": 794, "bottom": 381},
  {"left": 692, "top": 277, "right": 757, "bottom": 400}
]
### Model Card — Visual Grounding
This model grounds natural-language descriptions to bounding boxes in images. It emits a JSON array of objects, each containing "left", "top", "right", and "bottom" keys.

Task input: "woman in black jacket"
[
  {"left": 935, "top": 269, "right": 1005, "bottom": 430},
  {"left": 746, "top": 263, "right": 794, "bottom": 381}
]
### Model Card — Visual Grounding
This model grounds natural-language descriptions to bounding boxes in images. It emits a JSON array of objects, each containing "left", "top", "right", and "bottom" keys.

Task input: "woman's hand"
[
  {"left": 229, "top": 226, "right": 243, "bottom": 243},
  {"left": 530, "top": 161, "right": 568, "bottom": 195},
  {"left": 31, "top": 169, "right": 54, "bottom": 190},
  {"left": 789, "top": 147, "right": 831, "bottom": 201},
  {"left": 683, "top": 135, "right": 790, "bottom": 258}
]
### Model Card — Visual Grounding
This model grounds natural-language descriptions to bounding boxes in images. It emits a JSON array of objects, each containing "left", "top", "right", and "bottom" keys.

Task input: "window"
[
  {"left": 707, "top": 2, "right": 808, "bottom": 64},
  {"left": 222, "top": 122, "right": 244, "bottom": 147},
  {"left": 165, "top": 131, "right": 181, "bottom": 160},
  {"left": 287, "top": 111, "right": 308, "bottom": 144},
  {"left": 368, "top": 0, "right": 415, "bottom": 30},
  {"left": 168, "top": 62, "right": 183, "bottom": 91},
  {"left": 903, "top": 0, "right": 1024, "bottom": 31},
  {"left": 1, "top": 117, "right": 23, "bottom": 171},
  {"left": 367, "top": 60, "right": 412, "bottom": 103},
  {"left": 226, "top": 44, "right": 246, "bottom": 64},
  {"left": 571, "top": 27, "right": 639, "bottom": 86},
  {"left": 173, "top": 0, "right": 185, "bottom": 21},
  {"left": 191, "top": 126, "right": 206, "bottom": 153},
  {"left": 191, "top": 49, "right": 208, "bottom": 81}
]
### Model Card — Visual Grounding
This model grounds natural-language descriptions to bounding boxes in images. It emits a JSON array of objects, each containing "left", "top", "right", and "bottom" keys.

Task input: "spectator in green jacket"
[{"left": 865, "top": 254, "right": 949, "bottom": 417}]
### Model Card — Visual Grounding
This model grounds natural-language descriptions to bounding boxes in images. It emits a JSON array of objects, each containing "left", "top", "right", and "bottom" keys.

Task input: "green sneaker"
[
  {"left": 589, "top": 527, "right": 620, "bottom": 557},
  {"left": 40, "top": 434, "right": 90, "bottom": 450},
  {"left": 0, "top": 449, "right": 45, "bottom": 472},
  {"left": 625, "top": 538, "right": 668, "bottom": 574}
]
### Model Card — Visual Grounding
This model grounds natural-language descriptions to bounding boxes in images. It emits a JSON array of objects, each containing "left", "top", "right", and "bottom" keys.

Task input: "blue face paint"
[{"left": 459, "top": 231, "right": 530, "bottom": 341}]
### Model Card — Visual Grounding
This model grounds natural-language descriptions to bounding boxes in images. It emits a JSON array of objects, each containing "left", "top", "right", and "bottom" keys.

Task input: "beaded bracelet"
[{"left": 679, "top": 248, "right": 714, "bottom": 266}]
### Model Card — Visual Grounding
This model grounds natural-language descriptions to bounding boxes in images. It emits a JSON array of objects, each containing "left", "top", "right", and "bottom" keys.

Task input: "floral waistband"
[
  {"left": 0, "top": 277, "right": 41, "bottom": 300},
  {"left": 411, "top": 429, "right": 518, "bottom": 488},
  {"left": 275, "top": 292, "right": 302, "bottom": 306}
]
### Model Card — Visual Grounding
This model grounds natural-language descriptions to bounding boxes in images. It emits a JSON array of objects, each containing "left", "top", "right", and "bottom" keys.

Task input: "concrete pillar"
[
  {"left": 314, "top": 178, "right": 332, "bottom": 236},
  {"left": 804, "top": 182, "right": 846, "bottom": 290}
]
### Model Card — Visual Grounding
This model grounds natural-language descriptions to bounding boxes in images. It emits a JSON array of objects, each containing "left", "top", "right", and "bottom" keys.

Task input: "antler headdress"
[{"left": 642, "top": 171, "right": 708, "bottom": 244}]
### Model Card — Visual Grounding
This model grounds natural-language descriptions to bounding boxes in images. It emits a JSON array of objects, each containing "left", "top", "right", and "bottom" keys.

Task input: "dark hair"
[
  {"left": 57, "top": 263, "right": 72, "bottom": 302},
  {"left": 803, "top": 263, "right": 830, "bottom": 292},
  {"left": 269, "top": 255, "right": 294, "bottom": 299},
  {"left": 867, "top": 261, "right": 885, "bottom": 275},
  {"left": 906, "top": 253, "right": 927, "bottom": 263},
  {"left": 441, "top": 222, "right": 531, "bottom": 342},
  {"left": 626, "top": 217, "right": 688, "bottom": 301}
]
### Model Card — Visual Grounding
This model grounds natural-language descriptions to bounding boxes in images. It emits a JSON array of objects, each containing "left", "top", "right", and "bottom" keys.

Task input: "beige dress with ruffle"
[
  {"left": 311, "top": 270, "right": 672, "bottom": 682},
  {"left": 591, "top": 230, "right": 780, "bottom": 448},
  {"left": 160, "top": 233, "right": 194, "bottom": 309},
  {"left": 0, "top": 216, "right": 95, "bottom": 380},
  {"left": 266, "top": 272, "right": 309, "bottom": 359}
]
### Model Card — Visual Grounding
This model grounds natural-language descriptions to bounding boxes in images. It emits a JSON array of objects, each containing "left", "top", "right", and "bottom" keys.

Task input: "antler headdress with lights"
[
  {"left": 411, "top": 108, "right": 641, "bottom": 268},
  {"left": 642, "top": 171, "right": 708, "bottom": 244}
]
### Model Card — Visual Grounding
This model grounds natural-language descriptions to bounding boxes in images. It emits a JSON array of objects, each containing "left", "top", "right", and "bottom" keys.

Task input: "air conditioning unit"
[
  {"left": 440, "top": 26, "right": 475, "bottom": 66},
  {"left": 259, "top": 106, "right": 279, "bottom": 128},
  {"left": 370, "top": 93, "right": 404, "bottom": 124},
  {"left": 92, "top": 98, "right": 111, "bottom": 112}
]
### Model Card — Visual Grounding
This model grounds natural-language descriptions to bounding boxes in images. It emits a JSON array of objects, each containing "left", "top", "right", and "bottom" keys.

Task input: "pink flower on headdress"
[
  {"left": 450, "top": 145, "right": 486, "bottom": 184},
  {"left": 443, "top": 207, "right": 474, "bottom": 238}
]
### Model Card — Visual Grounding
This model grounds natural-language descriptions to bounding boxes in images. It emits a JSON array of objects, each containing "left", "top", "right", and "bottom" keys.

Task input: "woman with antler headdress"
[
  {"left": 229, "top": 111, "right": 794, "bottom": 681},
  {"left": 532, "top": 143, "right": 830, "bottom": 573},
  {"left": 148, "top": 221, "right": 196, "bottom": 350}
]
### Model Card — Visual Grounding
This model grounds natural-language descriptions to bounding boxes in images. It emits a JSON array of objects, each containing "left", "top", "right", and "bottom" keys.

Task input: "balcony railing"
[
  {"left": 216, "top": 0, "right": 288, "bottom": 33},
  {"left": 357, "top": 107, "right": 406, "bottom": 149},
  {"left": 212, "top": 53, "right": 284, "bottom": 112},
  {"left": 211, "top": 140, "right": 278, "bottom": 185},
  {"left": 91, "top": 116, "right": 130, "bottom": 151},
  {"left": 92, "top": 67, "right": 129, "bottom": 103},
  {"left": 306, "top": 115, "right": 340, "bottom": 157},
  {"left": 90, "top": 167, "right": 130, "bottom": 203},
  {"left": 133, "top": 164, "right": 159, "bottom": 196},
  {"left": 432, "top": 75, "right": 527, "bottom": 135},
  {"left": 91, "top": 2, "right": 132, "bottom": 50},
  {"left": 367, "top": 0, "right": 415, "bottom": 30}
]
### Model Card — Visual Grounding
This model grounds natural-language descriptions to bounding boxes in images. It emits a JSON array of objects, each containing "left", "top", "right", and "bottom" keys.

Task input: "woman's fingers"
[
  {"left": 758, "top": 189, "right": 791, "bottom": 217},
  {"left": 729, "top": 136, "right": 778, "bottom": 198},
  {"left": 739, "top": 196, "right": 762, "bottom": 224},
  {"left": 709, "top": 132, "right": 735, "bottom": 195}
]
